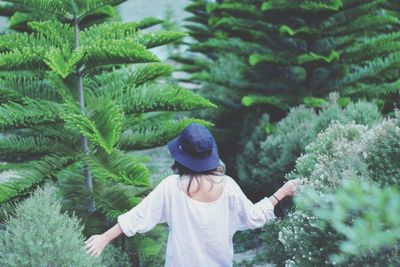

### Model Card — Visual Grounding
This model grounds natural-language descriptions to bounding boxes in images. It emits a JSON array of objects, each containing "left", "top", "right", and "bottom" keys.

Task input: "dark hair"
[{"left": 171, "top": 160, "right": 226, "bottom": 197}]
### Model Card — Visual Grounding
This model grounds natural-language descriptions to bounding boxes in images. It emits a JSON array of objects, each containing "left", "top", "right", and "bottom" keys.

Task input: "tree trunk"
[{"left": 73, "top": 18, "right": 96, "bottom": 213}]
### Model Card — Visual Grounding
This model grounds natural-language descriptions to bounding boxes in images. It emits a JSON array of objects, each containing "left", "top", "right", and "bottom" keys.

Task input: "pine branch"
[
  {"left": 0, "top": 153, "right": 76, "bottom": 204},
  {"left": 0, "top": 74, "right": 63, "bottom": 103},
  {"left": 87, "top": 63, "right": 173, "bottom": 91},
  {"left": 0, "top": 97, "right": 63, "bottom": 130},
  {"left": 60, "top": 99, "right": 124, "bottom": 154},
  {"left": 75, "top": 0, "right": 126, "bottom": 20},
  {"left": 118, "top": 118, "right": 213, "bottom": 150},
  {"left": 92, "top": 180, "right": 142, "bottom": 220},
  {"left": 1, "top": 0, "right": 72, "bottom": 19},
  {"left": 83, "top": 148, "right": 150, "bottom": 187},
  {"left": 45, "top": 39, "right": 160, "bottom": 77},
  {"left": 132, "top": 31, "right": 187, "bottom": 49},
  {"left": 0, "top": 135, "right": 73, "bottom": 160},
  {"left": 136, "top": 17, "right": 164, "bottom": 30},
  {"left": 110, "top": 83, "right": 217, "bottom": 114},
  {"left": 80, "top": 21, "right": 139, "bottom": 46}
]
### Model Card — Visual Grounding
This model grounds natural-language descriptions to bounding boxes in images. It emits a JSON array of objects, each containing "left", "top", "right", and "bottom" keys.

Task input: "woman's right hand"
[
  {"left": 84, "top": 234, "right": 109, "bottom": 257},
  {"left": 280, "top": 178, "right": 302, "bottom": 197}
]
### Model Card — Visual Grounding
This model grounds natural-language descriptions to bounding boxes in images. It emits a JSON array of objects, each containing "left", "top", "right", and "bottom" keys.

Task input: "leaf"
[{"left": 61, "top": 99, "right": 124, "bottom": 153}]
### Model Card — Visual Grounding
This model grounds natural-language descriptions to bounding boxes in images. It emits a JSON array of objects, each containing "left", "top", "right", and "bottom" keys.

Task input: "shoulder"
[
  {"left": 155, "top": 174, "right": 179, "bottom": 190},
  {"left": 223, "top": 175, "right": 243, "bottom": 196}
]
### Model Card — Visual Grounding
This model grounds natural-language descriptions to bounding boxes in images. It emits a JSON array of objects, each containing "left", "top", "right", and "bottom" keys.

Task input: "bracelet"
[{"left": 272, "top": 194, "right": 280, "bottom": 203}]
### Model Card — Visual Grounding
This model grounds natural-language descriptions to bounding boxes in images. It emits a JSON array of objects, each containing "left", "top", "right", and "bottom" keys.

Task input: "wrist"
[
  {"left": 274, "top": 188, "right": 287, "bottom": 201},
  {"left": 102, "top": 232, "right": 112, "bottom": 243}
]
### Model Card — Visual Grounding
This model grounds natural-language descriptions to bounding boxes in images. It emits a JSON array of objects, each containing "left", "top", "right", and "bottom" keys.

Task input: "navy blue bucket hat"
[{"left": 167, "top": 123, "right": 220, "bottom": 172}]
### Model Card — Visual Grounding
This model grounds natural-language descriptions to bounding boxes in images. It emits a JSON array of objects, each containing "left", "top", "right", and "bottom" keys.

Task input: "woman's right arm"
[
  {"left": 232, "top": 177, "right": 302, "bottom": 231},
  {"left": 268, "top": 179, "right": 301, "bottom": 207}
]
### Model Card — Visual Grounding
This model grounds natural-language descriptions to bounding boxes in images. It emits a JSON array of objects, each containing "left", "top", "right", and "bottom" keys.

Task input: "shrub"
[
  {"left": 276, "top": 111, "right": 400, "bottom": 266},
  {"left": 0, "top": 182, "right": 105, "bottom": 267},
  {"left": 237, "top": 93, "right": 381, "bottom": 200},
  {"left": 296, "top": 179, "right": 400, "bottom": 266}
]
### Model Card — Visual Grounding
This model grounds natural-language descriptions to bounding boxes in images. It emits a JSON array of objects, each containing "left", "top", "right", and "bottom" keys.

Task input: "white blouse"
[{"left": 117, "top": 174, "right": 276, "bottom": 267}]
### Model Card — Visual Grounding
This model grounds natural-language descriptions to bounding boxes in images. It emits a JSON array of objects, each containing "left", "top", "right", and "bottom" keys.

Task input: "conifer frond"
[
  {"left": 119, "top": 118, "right": 213, "bottom": 150},
  {"left": 242, "top": 95, "right": 291, "bottom": 110},
  {"left": 133, "top": 31, "right": 187, "bottom": 49},
  {"left": 318, "top": 1, "right": 385, "bottom": 31},
  {"left": 136, "top": 17, "right": 164, "bottom": 30},
  {"left": 0, "top": 153, "right": 75, "bottom": 204},
  {"left": 208, "top": 2, "right": 260, "bottom": 17},
  {"left": 0, "top": 88, "right": 22, "bottom": 104},
  {"left": 340, "top": 32, "right": 400, "bottom": 63},
  {"left": 341, "top": 80, "right": 400, "bottom": 97},
  {"left": 107, "top": 83, "right": 216, "bottom": 114},
  {"left": 61, "top": 99, "right": 123, "bottom": 154},
  {"left": 79, "top": 5, "right": 119, "bottom": 28},
  {"left": 134, "top": 237, "right": 162, "bottom": 261},
  {"left": 45, "top": 40, "right": 160, "bottom": 77},
  {"left": 261, "top": 0, "right": 343, "bottom": 12},
  {"left": 80, "top": 21, "right": 138, "bottom": 46},
  {"left": 83, "top": 148, "right": 150, "bottom": 187},
  {"left": 0, "top": 47, "right": 48, "bottom": 72},
  {"left": 28, "top": 20, "right": 73, "bottom": 47},
  {"left": 326, "top": 13, "right": 400, "bottom": 37},
  {"left": 0, "top": 74, "right": 62, "bottom": 103},
  {"left": 0, "top": 135, "right": 70, "bottom": 161},
  {"left": 327, "top": 52, "right": 400, "bottom": 89},
  {"left": 75, "top": 0, "right": 126, "bottom": 19},
  {"left": 45, "top": 71, "right": 75, "bottom": 102},
  {"left": 2, "top": 0, "right": 72, "bottom": 19},
  {"left": 0, "top": 97, "right": 63, "bottom": 130},
  {"left": 92, "top": 180, "right": 142, "bottom": 220},
  {"left": 88, "top": 63, "right": 173, "bottom": 90},
  {"left": 0, "top": 31, "right": 56, "bottom": 52}
]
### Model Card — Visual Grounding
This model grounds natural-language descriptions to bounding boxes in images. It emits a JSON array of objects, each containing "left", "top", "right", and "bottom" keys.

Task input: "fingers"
[
  {"left": 86, "top": 242, "right": 98, "bottom": 255},
  {"left": 85, "top": 235, "right": 95, "bottom": 244}
]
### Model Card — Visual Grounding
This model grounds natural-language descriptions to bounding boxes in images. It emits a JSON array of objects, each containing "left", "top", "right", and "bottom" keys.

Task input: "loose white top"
[{"left": 117, "top": 174, "right": 276, "bottom": 267}]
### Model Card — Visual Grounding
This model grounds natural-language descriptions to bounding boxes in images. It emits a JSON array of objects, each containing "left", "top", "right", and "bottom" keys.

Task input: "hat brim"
[{"left": 167, "top": 135, "right": 220, "bottom": 172}]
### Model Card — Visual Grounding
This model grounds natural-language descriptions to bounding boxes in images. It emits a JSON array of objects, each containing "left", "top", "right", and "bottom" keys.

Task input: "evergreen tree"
[
  {"left": 0, "top": 0, "right": 215, "bottom": 263},
  {"left": 177, "top": 0, "right": 400, "bottom": 177}
]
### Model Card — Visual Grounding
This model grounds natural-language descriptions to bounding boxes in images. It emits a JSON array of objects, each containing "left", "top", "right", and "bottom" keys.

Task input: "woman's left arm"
[{"left": 84, "top": 223, "right": 124, "bottom": 257}]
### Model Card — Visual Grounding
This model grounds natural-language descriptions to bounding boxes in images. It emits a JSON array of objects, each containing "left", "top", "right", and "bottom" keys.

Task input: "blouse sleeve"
[
  {"left": 228, "top": 177, "right": 276, "bottom": 231},
  {"left": 117, "top": 178, "right": 169, "bottom": 237}
]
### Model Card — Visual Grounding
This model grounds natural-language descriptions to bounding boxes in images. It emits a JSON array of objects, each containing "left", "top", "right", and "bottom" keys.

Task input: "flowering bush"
[
  {"left": 276, "top": 111, "right": 400, "bottom": 266},
  {"left": 297, "top": 179, "right": 400, "bottom": 266},
  {"left": 237, "top": 93, "right": 381, "bottom": 200}
]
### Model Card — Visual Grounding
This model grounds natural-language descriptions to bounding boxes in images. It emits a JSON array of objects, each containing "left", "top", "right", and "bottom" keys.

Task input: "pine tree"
[
  {"left": 182, "top": 0, "right": 400, "bottom": 110},
  {"left": 176, "top": 0, "right": 400, "bottom": 178},
  {"left": 0, "top": 0, "right": 215, "bottom": 263}
]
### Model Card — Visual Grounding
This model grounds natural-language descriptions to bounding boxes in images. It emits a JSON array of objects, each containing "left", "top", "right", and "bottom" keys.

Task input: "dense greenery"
[
  {"left": 0, "top": 0, "right": 215, "bottom": 265},
  {"left": 0, "top": 0, "right": 399, "bottom": 266},
  {"left": 0, "top": 183, "right": 131, "bottom": 267},
  {"left": 176, "top": 0, "right": 400, "bottom": 177},
  {"left": 274, "top": 111, "right": 400, "bottom": 266},
  {"left": 237, "top": 93, "right": 382, "bottom": 201}
]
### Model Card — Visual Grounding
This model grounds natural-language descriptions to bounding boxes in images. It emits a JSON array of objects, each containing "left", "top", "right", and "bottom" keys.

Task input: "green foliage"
[
  {"left": 0, "top": 1, "right": 215, "bottom": 266},
  {"left": 237, "top": 93, "right": 382, "bottom": 200},
  {"left": 0, "top": 0, "right": 214, "bottom": 205},
  {"left": 177, "top": 0, "right": 400, "bottom": 180},
  {"left": 297, "top": 180, "right": 400, "bottom": 265},
  {"left": 0, "top": 183, "right": 105, "bottom": 266},
  {"left": 276, "top": 111, "right": 400, "bottom": 266}
]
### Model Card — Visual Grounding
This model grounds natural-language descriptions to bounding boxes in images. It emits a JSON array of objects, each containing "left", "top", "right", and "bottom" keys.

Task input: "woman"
[{"left": 85, "top": 123, "right": 300, "bottom": 266}]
